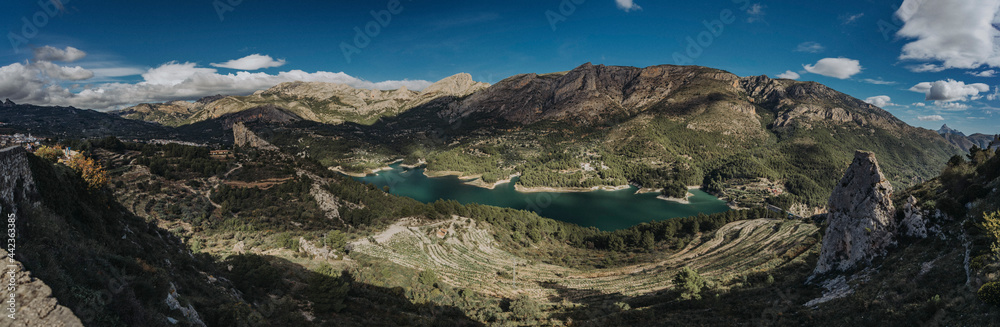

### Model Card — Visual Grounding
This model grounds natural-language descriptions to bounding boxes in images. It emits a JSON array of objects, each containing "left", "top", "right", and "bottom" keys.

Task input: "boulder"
[{"left": 900, "top": 195, "right": 928, "bottom": 238}]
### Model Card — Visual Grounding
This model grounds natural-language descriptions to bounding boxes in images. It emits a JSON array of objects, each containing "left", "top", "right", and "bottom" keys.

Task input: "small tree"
[
  {"left": 509, "top": 295, "right": 541, "bottom": 321},
  {"left": 307, "top": 271, "right": 350, "bottom": 313},
  {"left": 67, "top": 153, "right": 108, "bottom": 190},
  {"left": 982, "top": 211, "right": 1000, "bottom": 254},
  {"left": 979, "top": 281, "right": 1000, "bottom": 306},
  {"left": 673, "top": 267, "right": 707, "bottom": 300},
  {"left": 35, "top": 146, "right": 63, "bottom": 162},
  {"left": 640, "top": 231, "right": 656, "bottom": 251}
]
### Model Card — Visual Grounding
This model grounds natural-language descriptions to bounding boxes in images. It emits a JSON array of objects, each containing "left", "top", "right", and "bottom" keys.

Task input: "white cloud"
[
  {"left": 935, "top": 101, "right": 970, "bottom": 110},
  {"left": 906, "top": 63, "right": 947, "bottom": 72},
  {"left": 802, "top": 57, "right": 863, "bottom": 79},
  {"left": 861, "top": 78, "right": 896, "bottom": 85},
  {"left": 32, "top": 46, "right": 86, "bottom": 62},
  {"left": 895, "top": 0, "right": 1000, "bottom": 71},
  {"left": 776, "top": 70, "right": 800, "bottom": 79},
  {"left": 968, "top": 70, "right": 997, "bottom": 77},
  {"left": 794, "top": 41, "right": 825, "bottom": 53},
  {"left": 987, "top": 86, "right": 1000, "bottom": 100},
  {"left": 142, "top": 62, "right": 218, "bottom": 86},
  {"left": 210, "top": 54, "right": 287, "bottom": 70},
  {"left": 0, "top": 59, "right": 433, "bottom": 110},
  {"left": 615, "top": 0, "right": 641, "bottom": 12},
  {"left": 908, "top": 79, "right": 990, "bottom": 101},
  {"left": 34, "top": 61, "right": 94, "bottom": 81},
  {"left": 917, "top": 115, "right": 945, "bottom": 121},
  {"left": 912, "top": 102, "right": 927, "bottom": 106},
  {"left": 841, "top": 13, "right": 864, "bottom": 25},
  {"left": 746, "top": 3, "right": 766, "bottom": 23},
  {"left": 864, "top": 95, "right": 895, "bottom": 107}
]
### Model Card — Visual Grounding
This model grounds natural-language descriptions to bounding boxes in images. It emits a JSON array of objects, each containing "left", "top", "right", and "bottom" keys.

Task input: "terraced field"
[{"left": 349, "top": 216, "right": 819, "bottom": 305}]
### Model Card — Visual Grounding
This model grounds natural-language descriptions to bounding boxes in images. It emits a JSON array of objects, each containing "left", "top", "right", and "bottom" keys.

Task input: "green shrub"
[
  {"left": 673, "top": 267, "right": 707, "bottom": 300},
  {"left": 978, "top": 281, "right": 1000, "bottom": 306},
  {"left": 509, "top": 295, "right": 542, "bottom": 321},
  {"left": 306, "top": 271, "right": 350, "bottom": 314}
]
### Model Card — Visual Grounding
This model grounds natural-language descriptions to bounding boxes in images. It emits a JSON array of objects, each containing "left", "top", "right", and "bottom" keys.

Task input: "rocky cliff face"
[
  {"left": 214, "top": 104, "right": 302, "bottom": 130},
  {"left": 233, "top": 122, "right": 279, "bottom": 151},
  {"left": 814, "top": 151, "right": 897, "bottom": 275},
  {"left": 0, "top": 147, "right": 37, "bottom": 214},
  {"left": 0, "top": 147, "right": 81, "bottom": 327}
]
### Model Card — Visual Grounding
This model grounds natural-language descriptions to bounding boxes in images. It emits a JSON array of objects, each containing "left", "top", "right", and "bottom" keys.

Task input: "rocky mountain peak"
[
  {"left": 814, "top": 150, "right": 897, "bottom": 276},
  {"left": 421, "top": 73, "right": 489, "bottom": 97},
  {"left": 2, "top": 98, "right": 14, "bottom": 107},
  {"left": 938, "top": 124, "right": 965, "bottom": 136}
]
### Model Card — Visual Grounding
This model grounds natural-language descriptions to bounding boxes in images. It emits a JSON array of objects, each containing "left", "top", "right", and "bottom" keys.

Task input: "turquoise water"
[{"left": 353, "top": 164, "right": 731, "bottom": 231}]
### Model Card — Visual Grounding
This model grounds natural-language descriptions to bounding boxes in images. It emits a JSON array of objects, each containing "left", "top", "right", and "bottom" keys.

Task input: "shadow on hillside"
[{"left": 219, "top": 254, "right": 485, "bottom": 327}]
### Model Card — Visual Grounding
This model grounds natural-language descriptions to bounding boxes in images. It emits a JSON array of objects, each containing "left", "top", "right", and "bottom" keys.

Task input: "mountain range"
[
  {"left": 113, "top": 73, "right": 489, "bottom": 126},
  {"left": 937, "top": 124, "right": 999, "bottom": 152},
  {"left": 2, "top": 63, "right": 969, "bottom": 213}
]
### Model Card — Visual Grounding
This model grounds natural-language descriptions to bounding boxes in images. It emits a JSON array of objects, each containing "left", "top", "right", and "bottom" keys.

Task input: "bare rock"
[
  {"left": 814, "top": 151, "right": 897, "bottom": 275},
  {"left": 0, "top": 250, "right": 82, "bottom": 327},
  {"left": 232, "top": 122, "right": 279, "bottom": 151},
  {"left": 900, "top": 195, "right": 928, "bottom": 238},
  {"left": 232, "top": 240, "right": 245, "bottom": 254},
  {"left": 298, "top": 237, "right": 339, "bottom": 261}
]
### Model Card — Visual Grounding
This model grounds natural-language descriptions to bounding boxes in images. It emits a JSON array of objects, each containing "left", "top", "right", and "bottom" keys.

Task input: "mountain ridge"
[{"left": 113, "top": 73, "right": 490, "bottom": 127}]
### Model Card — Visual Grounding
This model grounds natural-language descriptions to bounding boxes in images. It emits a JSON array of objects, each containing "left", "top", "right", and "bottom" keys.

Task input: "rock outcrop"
[
  {"left": 232, "top": 122, "right": 279, "bottom": 151},
  {"left": 0, "top": 147, "right": 37, "bottom": 214},
  {"left": 2, "top": 99, "right": 14, "bottom": 108},
  {"left": 900, "top": 195, "right": 928, "bottom": 238},
  {"left": 215, "top": 105, "right": 302, "bottom": 130},
  {"left": 0, "top": 249, "right": 83, "bottom": 327},
  {"left": 164, "top": 283, "right": 207, "bottom": 327},
  {"left": 0, "top": 148, "right": 80, "bottom": 327},
  {"left": 298, "top": 237, "right": 340, "bottom": 261},
  {"left": 814, "top": 151, "right": 897, "bottom": 275}
]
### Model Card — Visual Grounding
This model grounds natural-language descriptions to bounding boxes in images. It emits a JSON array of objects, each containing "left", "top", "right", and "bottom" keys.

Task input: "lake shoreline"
[
  {"left": 339, "top": 162, "right": 714, "bottom": 206},
  {"left": 350, "top": 164, "right": 732, "bottom": 231}
]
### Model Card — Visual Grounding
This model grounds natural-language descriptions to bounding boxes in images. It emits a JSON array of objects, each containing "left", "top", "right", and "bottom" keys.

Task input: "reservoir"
[{"left": 353, "top": 164, "right": 731, "bottom": 231}]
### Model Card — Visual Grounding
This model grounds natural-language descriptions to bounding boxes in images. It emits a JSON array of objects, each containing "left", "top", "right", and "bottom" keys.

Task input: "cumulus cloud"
[
  {"left": 968, "top": 70, "right": 997, "bottom": 77},
  {"left": 802, "top": 57, "right": 863, "bottom": 79},
  {"left": 210, "top": 54, "right": 287, "bottom": 70},
  {"left": 988, "top": 86, "right": 1000, "bottom": 101},
  {"left": 615, "top": 0, "right": 641, "bottom": 12},
  {"left": 908, "top": 79, "right": 990, "bottom": 101},
  {"left": 776, "top": 70, "right": 800, "bottom": 79},
  {"left": 864, "top": 95, "right": 896, "bottom": 107},
  {"left": 917, "top": 115, "right": 945, "bottom": 121},
  {"left": 912, "top": 102, "right": 926, "bottom": 107},
  {"left": 794, "top": 41, "right": 825, "bottom": 53},
  {"left": 33, "top": 46, "right": 86, "bottom": 62},
  {"left": 895, "top": 0, "right": 1000, "bottom": 71},
  {"left": 34, "top": 61, "right": 94, "bottom": 81},
  {"left": 0, "top": 45, "right": 96, "bottom": 102},
  {"left": 0, "top": 58, "right": 433, "bottom": 110}
]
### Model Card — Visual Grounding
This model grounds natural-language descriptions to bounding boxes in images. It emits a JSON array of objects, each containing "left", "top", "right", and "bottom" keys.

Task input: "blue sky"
[{"left": 1, "top": 0, "right": 998, "bottom": 134}]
